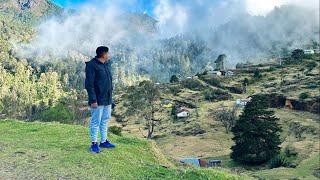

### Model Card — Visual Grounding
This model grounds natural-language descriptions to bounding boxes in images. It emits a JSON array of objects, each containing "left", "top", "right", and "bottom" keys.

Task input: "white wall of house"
[
  {"left": 177, "top": 111, "right": 189, "bottom": 118},
  {"left": 208, "top": 71, "right": 222, "bottom": 76},
  {"left": 304, "top": 49, "right": 315, "bottom": 54},
  {"left": 226, "top": 71, "right": 234, "bottom": 77}
]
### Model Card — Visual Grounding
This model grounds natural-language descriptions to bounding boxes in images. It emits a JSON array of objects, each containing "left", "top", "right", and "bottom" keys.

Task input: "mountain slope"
[
  {"left": 0, "top": 0, "right": 60, "bottom": 15},
  {"left": 0, "top": 120, "right": 242, "bottom": 179},
  {"left": 0, "top": 0, "right": 61, "bottom": 23},
  {"left": 211, "top": 5, "right": 319, "bottom": 62}
]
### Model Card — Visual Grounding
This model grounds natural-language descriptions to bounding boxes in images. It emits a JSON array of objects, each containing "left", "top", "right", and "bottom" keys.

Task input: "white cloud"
[
  {"left": 16, "top": 0, "right": 319, "bottom": 61},
  {"left": 246, "top": 0, "right": 282, "bottom": 15},
  {"left": 246, "top": 0, "right": 319, "bottom": 16},
  {"left": 153, "top": 0, "right": 246, "bottom": 37},
  {"left": 154, "top": 0, "right": 188, "bottom": 36}
]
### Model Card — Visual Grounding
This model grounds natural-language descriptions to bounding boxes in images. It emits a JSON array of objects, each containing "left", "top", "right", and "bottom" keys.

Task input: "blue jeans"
[{"left": 89, "top": 105, "right": 112, "bottom": 143}]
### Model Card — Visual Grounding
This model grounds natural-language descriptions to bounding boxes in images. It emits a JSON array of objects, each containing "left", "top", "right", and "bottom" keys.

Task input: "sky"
[
  {"left": 51, "top": 0, "right": 156, "bottom": 15},
  {"left": 51, "top": 0, "right": 319, "bottom": 17}
]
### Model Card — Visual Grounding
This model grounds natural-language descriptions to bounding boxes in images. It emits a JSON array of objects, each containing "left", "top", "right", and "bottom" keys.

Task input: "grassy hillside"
[
  {"left": 202, "top": 109, "right": 320, "bottom": 180},
  {"left": 108, "top": 55, "right": 319, "bottom": 179},
  {"left": 0, "top": 120, "right": 243, "bottom": 179}
]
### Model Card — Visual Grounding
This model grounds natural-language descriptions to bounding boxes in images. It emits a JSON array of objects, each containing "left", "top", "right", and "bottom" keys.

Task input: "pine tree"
[
  {"left": 170, "top": 75, "right": 179, "bottom": 83},
  {"left": 231, "top": 94, "right": 282, "bottom": 165}
]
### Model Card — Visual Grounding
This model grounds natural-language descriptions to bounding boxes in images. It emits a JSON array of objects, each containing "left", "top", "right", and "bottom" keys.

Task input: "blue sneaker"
[
  {"left": 90, "top": 142, "right": 100, "bottom": 153},
  {"left": 99, "top": 140, "right": 116, "bottom": 149}
]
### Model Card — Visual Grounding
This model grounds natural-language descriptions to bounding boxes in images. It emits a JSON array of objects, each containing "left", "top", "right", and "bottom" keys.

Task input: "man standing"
[{"left": 85, "top": 46, "right": 115, "bottom": 153}]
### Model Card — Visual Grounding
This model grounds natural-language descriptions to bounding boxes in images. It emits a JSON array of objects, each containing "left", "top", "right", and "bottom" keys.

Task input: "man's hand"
[{"left": 91, "top": 102, "right": 98, "bottom": 108}]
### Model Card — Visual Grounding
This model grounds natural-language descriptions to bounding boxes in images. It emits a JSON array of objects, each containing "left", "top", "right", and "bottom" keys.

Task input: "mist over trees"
[
  {"left": 13, "top": 2, "right": 320, "bottom": 83},
  {"left": 0, "top": 0, "right": 319, "bottom": 122}
]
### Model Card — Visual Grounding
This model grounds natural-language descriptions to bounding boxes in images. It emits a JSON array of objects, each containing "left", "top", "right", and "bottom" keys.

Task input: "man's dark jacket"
[{"left": 85, "top": 57, "right": 113, "bottom": 106}]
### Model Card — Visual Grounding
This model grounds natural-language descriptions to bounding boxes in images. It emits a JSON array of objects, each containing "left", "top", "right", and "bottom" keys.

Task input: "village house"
[
  {"left": 236, "top": 97, "right": 252, "bottom": 107},
  {"left": 204, "top": 62, "right": 233, "bottom": 77},
  {"left": 208, "top": 70, "right": 222, "bottom": 76},
  {"left": 180, "top": 158, "right": 205, "bottom": 167},
  {"left": 176, "top": 107, "right": 190, "bottom": 118},
  {"left": 304, "top": 49, "right": 315, "bottom": 55},
  {"left": 225, "top": 70, "right": 234, "bottom": 77},
  {"left": 180, "top": 158, "right": 221, "bottom": 168}
]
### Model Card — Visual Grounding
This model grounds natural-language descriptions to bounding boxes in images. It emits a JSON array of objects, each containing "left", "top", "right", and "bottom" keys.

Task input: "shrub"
[
  {"left": 169, "top": 85, "right": 181, "bottom": 95},
  {"left": 268, "top": 77, "right": 276, "bottom": 81},
  {"left": 171, "top": 104, "right": 177, "bottom": 116},
  {"left": 267, "top": 67, "right": 276, "bottom": 72},
  {"left": 284, "top": 144, "right": 298, "bottom": 157},
  {"left": 195, "top": 72, "right": 202, "bottom": 77},
  {"left": 203, "top": 88, "right": 231, "bottom": 101},
  {"left": 269, "top": 155, "right": 288, "bottom": 169},
  {"left": 291, "top": 49, "right": 304, "bottom": 60},
  {"left": 0, "top": 101, "right": 4, "bottom": 113},
  {"left": 304, "top": 54, "right": 314, "bottom": 60},
  {"left": 184, "top": 123, "right": 206, "bottom": 135},
  {"left": 201, "top": 77, "right": 222, "bottom": 87},
  {"left": 170, "top": 75, "right": 179, "bottom": 83},
  {"left": 227, "top": 86, "right": 244, "bottom": 94},
  {"left": 39, "top": 103, "right": 74, "bottom": 124},
  {"left": 202, "top": 71, "right": 208, "bottom": 75},
  {"left": 306, "top": 61, "right": 317, "bottom": 70},
  {"left": 109, "top": 126, "right": 122, "bottom": 136},
  {"left": 307, "top": 83, "right": 318, "bottom": 89},
  {"left": 243, "top": 78, "right": 250, "bottom": 86},
  {"left": 289, "top": 122, "right": 306, "bottom": 140},
  {"left": 253, "top": 69, "right": 262, "bottom": 79},
  {"left": 313, "top": 168, "right": 320, "bottom": 178},
  {"left": 173, "top": 122, "right": 206, "bottom": 136},
  {"left": 213, "top": 106, "right": 237, "bottom": 133},
  {"left": 299, "top": 92, "right": 309, "bottom": 100},
  {"left": 181, "top": 79, "right": 204, "bottom": 90}
]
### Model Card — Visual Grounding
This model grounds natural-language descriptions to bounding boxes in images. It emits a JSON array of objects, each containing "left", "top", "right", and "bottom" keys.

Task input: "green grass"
[
  {"left": 0, "top": 120, "right": 241, "bottom": 179},
  {"left": 207, "top": 153, "right": 320, "bottom": 180},
  {"left": 204, "top": 109, "right": 320, "bottom": 180},
  {"left": 253, "top": 154, "right": 320, "bottom": 180}
]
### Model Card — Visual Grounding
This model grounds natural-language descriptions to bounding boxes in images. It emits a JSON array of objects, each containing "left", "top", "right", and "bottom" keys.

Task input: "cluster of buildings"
[
  {"left": 180, "top": 158, "right": 221, "bottom": 168},
  {"left": 204, "top": 55, "right": 234, "bottom": 77},
  {"left": 208, "top": 48, "right": 319, "bottom": 75}
]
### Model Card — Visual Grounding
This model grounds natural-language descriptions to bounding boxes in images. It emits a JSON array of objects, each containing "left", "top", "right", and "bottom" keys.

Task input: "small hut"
[{"left": 176, "top": 107, "right": 190, "bottom": 118}]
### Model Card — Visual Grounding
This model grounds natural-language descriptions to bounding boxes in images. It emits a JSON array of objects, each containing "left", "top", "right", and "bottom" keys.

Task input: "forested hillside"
[
  {"left": 0, "top": 0, "right": 319, "bottom": 126},
  {"left": 0, "top": 1, "right": 83, "bottom": 121}
]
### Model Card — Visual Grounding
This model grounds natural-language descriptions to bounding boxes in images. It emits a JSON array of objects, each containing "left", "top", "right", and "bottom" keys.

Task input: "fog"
[{"left": 16, "top": 0, "right": 320, "bottom": 79}]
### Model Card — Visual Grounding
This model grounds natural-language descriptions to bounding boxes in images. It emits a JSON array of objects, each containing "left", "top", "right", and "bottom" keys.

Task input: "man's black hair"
[{"left": 96, "top": 46, "right": 109, "bottom": 58}]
